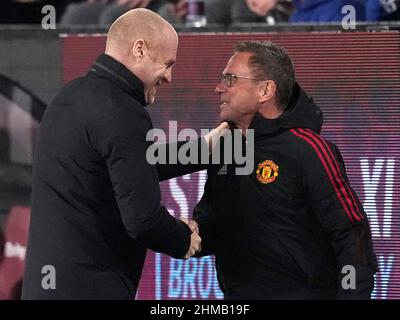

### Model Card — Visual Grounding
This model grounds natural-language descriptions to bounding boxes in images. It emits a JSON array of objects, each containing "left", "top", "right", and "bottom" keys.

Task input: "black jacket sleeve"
[
  {"left": 302, "top": 139, "right": 378, "bottom": 299},
  {"left": 156, "top": 138, "right": 208, "bottom": 181},
  {"left": 192, "top": 172, "right": 218, "bottom": 256},
  {"left": 94, "top": 99, "right": 191, "bottom": 259}
]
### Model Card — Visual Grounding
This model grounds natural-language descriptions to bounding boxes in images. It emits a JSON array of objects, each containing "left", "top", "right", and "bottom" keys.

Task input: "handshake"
[{"left": 180, "top": 218, "right": 201, "bottom": 259}]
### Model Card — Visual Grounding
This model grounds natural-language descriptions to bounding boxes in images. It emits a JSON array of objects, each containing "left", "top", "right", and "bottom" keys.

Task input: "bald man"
[{"left": 22, "top": 9, "right": 220, "bottom": 299}]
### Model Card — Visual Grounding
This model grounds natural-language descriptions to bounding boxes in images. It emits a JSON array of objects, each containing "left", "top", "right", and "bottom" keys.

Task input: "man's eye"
[{"left": 165, "top": 61, "right": 175, "bottom": 68}]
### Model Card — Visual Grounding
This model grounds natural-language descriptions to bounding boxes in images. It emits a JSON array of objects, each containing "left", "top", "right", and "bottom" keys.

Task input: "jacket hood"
[{"left": 249, "top": 82, "right": 323, "bottom": 137}]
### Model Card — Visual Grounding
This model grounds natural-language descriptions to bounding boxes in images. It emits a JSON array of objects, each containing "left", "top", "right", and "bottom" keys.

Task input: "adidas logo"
[{"left": 217, "top": 164, "right": 228, "bottom": 175}]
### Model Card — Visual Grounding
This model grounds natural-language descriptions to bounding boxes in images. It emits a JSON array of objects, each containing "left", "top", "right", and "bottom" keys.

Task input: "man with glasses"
[{"left": 189, "top": 40, "right": 378, "bottom": 299}]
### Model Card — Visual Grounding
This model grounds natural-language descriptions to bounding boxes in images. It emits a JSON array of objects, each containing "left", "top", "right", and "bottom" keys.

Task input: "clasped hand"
[{"left": 180, "top": 218, "right": 201, "bottom": 259}]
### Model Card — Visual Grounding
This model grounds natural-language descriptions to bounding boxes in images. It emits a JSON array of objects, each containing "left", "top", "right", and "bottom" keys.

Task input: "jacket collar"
[
  {"left": 249, "top": 113, "right": 282, "bottom": 139},
  {"left": 89, "top": 53, "right": 147, "bottom": 106},
  {"left": 248, "top": 83, "right": 323, "bottom": 139}
]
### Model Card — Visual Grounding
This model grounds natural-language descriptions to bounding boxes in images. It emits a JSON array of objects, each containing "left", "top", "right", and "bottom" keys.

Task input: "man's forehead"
[
  {"left": 160, "top": 49, "right": 177, "bottom": 65},
  {"left": 158, "top": 37, "right": 177, "bottom": 55},
  {"left": 225, "top": 52, "right": 251, "bottom": 72},
  {"left": 153, "top": 39, "right": 177, "bottom": 62}
]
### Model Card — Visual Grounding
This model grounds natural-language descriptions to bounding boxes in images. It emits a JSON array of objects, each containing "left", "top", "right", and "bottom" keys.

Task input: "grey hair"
[{"left": 235, "top": 40, "right": 296, "bottom": 110}]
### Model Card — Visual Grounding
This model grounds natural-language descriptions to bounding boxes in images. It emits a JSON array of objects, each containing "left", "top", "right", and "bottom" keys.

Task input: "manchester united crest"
[{"left": 256, "top": 160, "right": 279, "bottom": 184}]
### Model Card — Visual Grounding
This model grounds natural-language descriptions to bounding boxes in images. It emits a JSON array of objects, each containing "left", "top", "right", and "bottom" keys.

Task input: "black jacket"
[
  {"left": 22, "top": 54, "right": 203, "bottom": 299},
  {"left": 193, "top": 84, "right": 378, "bottom": 299}
]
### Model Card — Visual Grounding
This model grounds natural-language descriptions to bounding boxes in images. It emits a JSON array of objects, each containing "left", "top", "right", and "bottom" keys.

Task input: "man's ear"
[
  {"left": 259, "top": 80, "right": 276, "bottom": 103},
  {"left": 132, "top": 39, "right": 147, "bottom": 62}
]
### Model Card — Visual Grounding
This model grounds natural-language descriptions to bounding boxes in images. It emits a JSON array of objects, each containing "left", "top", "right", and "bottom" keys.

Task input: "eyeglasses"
[{"left": 220, "top": 73, "right": 262, "bottom": 87}]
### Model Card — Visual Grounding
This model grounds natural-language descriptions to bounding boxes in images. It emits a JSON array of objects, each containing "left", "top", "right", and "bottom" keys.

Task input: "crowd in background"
[{"left": 0, "top": 0, "right": 399, "bottom": 26}]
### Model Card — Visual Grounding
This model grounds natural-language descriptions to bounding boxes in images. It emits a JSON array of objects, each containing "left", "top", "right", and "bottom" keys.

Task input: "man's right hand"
[
  {"left": 184, "top": 231, "right": 201, "bottom": 259},
  {"left": 181, "top": 218, "right": 201, "bottom": 259},
  {"left": 204, "top": 121, "right": 229, "bottom": 154}
]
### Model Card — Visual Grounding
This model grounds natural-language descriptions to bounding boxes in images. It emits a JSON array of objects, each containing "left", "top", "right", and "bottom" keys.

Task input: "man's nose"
[
  {"left": 215, "top": 82, "right": 225, "bottom": 94},
  {"left": 164, "top": 69, "right": 172, "bottom": 83}
]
